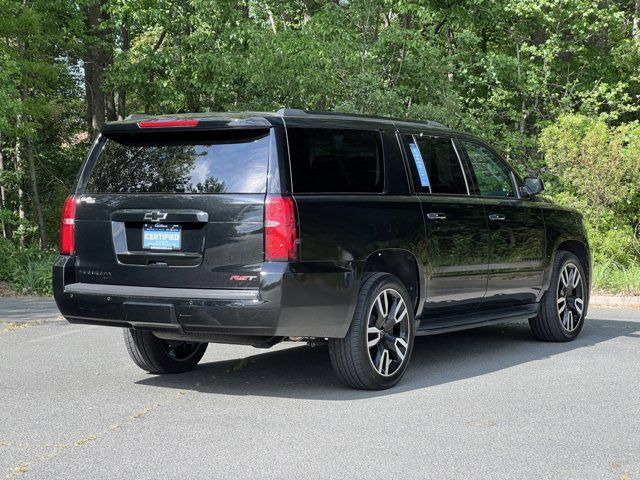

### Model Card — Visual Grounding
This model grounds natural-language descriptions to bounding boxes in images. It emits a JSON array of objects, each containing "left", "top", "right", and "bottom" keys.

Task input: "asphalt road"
[{"left": 1, "top": 301, "right": 639, "bottom": 480}]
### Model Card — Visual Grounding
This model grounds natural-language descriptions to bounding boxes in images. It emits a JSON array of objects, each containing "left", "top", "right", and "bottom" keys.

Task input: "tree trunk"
[
  {"left": 88, "top": 64, "right": 105, "bottom": 138},
  {"left": 266, "top": 4, "right": 277, "bottom": 34},
  {"left": 14, "top": 134, "right": 25, "bottom": 245},
  {"left": 516, "top": 41, "right": 526, "bottom": 134},
  {"left": 26, "top": 140, "right": 46, "bottom": 247},
  {"left": 15, "top": 14, "right": 26, "bottom": 243},
  {"left": 0, "top": 133, "right": 6, "bottom": 239},
  {"left": 446, "top": 28, "right": 455, "bottom": 82},
  {"left": 117, "top": 90, "right": 126, "bottom": 120},
  {"left": 117, "top": 22, "right": 129, "bottom": 120},
  {"left": 302, "top": 0, "right": 311, "bottom": 25},
  {"left": 84, "top": 59, "right": 95, "bottom": 138},
  {"left": 105, "top": 92, "right": 117, "bottom": 121},
  {"left": 634, "top": 0, "right": 640, "bottom": 43},
  {"left": 83, "top": 0, "right": 111, "bottom": 139}
]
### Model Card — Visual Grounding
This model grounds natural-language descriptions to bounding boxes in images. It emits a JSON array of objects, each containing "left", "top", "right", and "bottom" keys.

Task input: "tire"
[
  {"left": 123, "top": 329, "right": 208, "bottom": 374},
  {"left": 529, "top": 251, "right": 588, "bottom": 342},
  {"left": 329, "top": 273, "right": 415, "bottom": 390}
]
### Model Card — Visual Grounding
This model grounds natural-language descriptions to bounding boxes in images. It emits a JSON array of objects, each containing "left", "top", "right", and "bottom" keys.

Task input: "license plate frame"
[{"left": 142, "top": 223, "right": 182, "bottom": 251}]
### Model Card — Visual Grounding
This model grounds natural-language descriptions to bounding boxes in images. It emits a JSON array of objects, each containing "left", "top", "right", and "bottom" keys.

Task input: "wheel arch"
[
  {"left": 362, "top": 249, "right": 424, "bottom": 314},
  {"left": 545, "top": 238, "right": 592, "bottom": 295}
]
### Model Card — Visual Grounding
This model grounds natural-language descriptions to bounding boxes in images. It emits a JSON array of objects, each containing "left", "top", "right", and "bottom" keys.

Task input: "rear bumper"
[{"left": 53, "top": 256, "right": 359, "bottom": 339}]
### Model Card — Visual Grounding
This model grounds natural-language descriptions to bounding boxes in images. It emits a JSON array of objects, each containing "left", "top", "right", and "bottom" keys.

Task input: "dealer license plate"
[{"left": 142, "top": 224, "right": 181, "bottom": 250}]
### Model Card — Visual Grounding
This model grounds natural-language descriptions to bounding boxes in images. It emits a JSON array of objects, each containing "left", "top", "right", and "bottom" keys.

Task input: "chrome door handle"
[
  {"left": 427, "top": 212, "right": 447, "bottom": 221},
  {"left": 489, "top": 214, "right": 506, "bottom": 221}
]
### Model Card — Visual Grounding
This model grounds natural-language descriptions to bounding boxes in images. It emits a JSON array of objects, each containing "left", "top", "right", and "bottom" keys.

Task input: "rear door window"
[
  {"left": 287, "top": 128, "right": 384, "bottom": 193},
  {"left": 86, "top": 129, "right": 270, "bottom": 194},
  {"left": 404, "top": 135, "right": 468, "bottom": 194}
]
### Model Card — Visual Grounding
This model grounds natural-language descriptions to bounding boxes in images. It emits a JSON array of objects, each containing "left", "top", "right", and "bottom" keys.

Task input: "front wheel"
[
  {"left": 529, "top": 251, "right": 588, "bottom": 342},
  {"left": 329, "top": 273, "right": 415, "bottom": 390},
  {"left": 123, "top": 329, "right": 208, "bottom": 374}
]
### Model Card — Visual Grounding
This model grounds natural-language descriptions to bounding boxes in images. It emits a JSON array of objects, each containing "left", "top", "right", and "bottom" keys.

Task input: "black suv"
[{"left": 53, "top": 109, "right": 590, "bottom": 390}]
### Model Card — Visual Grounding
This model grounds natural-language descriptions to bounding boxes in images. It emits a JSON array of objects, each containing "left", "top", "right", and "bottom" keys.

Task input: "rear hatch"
[{"left": 73, "top": 125, "right": 272, "bottom": 289}]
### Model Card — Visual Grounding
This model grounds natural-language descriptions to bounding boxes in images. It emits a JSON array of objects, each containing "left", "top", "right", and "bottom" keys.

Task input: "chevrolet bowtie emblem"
[{"left": 144, "top": 211, "right": 168, "bottom": 222}]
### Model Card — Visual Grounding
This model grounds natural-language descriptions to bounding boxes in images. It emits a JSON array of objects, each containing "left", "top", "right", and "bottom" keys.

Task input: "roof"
[{"left": 101, "top": 109, "right": 451, "bottom": 134}]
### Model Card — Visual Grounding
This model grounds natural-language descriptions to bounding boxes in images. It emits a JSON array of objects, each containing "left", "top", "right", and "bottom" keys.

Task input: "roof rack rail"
[{"left": 280, "top": 109, "right": 448, "bottom": 129}]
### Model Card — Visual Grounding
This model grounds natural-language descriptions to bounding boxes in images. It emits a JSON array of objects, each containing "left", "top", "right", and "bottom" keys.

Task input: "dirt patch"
[
  {"left": 0, "top": 281, "right": 24, "bottom": 298},
  {"left": 0, "top": 322, "right": 32, "bottom": 335},
  {"left": 591, "top": 294, "right": 640, "bottom": 309},
  {"left": 0, "top": 281, "right": 52, "bottom": 300}
]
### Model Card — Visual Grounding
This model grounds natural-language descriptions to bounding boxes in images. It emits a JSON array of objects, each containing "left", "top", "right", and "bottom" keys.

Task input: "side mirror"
[{"left": 522, "top": 177, "right": 544, "bottom": 196}]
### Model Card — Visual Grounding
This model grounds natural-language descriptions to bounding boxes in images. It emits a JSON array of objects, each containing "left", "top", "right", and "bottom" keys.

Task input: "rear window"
[
  {"left": 404, "top": 135, "right": 468, "bottom": 195},
  {"left": 287, "top": 128, "right": 384, "bottom": 193},
  {"left": 86, "top": 129, "right": 270, "bottom": 194}
]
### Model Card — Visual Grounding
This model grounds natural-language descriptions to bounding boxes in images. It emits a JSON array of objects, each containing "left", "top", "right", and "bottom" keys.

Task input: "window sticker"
[{"left": 409, "top": 142, "right": 430, "bottom": 187}]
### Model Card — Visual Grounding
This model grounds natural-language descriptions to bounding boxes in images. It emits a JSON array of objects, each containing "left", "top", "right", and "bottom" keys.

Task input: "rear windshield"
[{"left": 86, "top": 129, "right": 270, "bottom": 194}]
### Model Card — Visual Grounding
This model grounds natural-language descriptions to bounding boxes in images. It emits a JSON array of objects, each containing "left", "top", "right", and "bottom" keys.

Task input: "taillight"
[
  {"left": 60, "top": 195, "right": 77, "bottom": 255},
  {"left": 264, "top": 195, "right": 298, "bottom": 261},
  {"left": 137, "top": 119, "right": 199, "bottom": 128}
]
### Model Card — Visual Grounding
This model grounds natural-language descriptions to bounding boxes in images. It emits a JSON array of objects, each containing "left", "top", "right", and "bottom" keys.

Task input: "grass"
[
  {"left": 592, "top": 262, "right": 640, "bottom": 296},
  {"left": 0, "top": 240, "right": 56, "bottom": 296}
]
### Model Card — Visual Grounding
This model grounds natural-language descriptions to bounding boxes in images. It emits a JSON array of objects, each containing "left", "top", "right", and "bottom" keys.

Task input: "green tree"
[
  {"left": 541, "top": 114, "right": 640, "bottom": 265},
  {"left": 1, "top": 0, "right": 640, "bottom": 292}
]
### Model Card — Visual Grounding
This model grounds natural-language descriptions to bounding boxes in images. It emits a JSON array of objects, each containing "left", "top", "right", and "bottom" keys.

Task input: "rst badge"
[{"left": 229, "top": 275, "right": 258, "bottom": 282}]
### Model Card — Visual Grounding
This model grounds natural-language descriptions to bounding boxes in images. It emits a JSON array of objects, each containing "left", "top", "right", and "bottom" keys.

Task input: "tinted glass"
[
  {"left": 86, "top": 130, "right": 270, "bottom": 194},
  {"left": 288, "top": 128, "right": 383, "bottom": 193},
  {"left": 462, "top": 140, "right": 515, "bottom": 197},
  {"left": 405, "top": 135, "right": 467, "bottom": 194}
]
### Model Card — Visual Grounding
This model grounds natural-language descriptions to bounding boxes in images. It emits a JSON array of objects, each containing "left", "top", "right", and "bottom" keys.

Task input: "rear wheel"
[
  {"left": 529, "top": 251, "right": 588, "bottom": 342},
  {"left": 329, "top": 273, "right": 415, "bottom": 390},
  {"left": 123, "top": 329, "right": 208, "bottom": 374}
]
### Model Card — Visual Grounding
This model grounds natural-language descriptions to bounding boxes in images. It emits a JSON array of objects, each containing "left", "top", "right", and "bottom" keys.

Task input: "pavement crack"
[
  {"left": 4, "top": 462, "right": 29, "bottom": 480},
  {"left": 0, "top": 318, "right": 63, "bottom": 337},
  {"left": 2, "top": 385, "right": 198, "bottom": 478},
  {"left": 0, "top": 323, "right": 32, "bottom": 336},
  {"left": 74, "top": 434, "right": 98, "bottom": 446},
  {"left": 0, "top": 441, "right": 69, "bottom": 449},
  {"left": 130, "top": 403, "right": 160, "bottom": 420}
]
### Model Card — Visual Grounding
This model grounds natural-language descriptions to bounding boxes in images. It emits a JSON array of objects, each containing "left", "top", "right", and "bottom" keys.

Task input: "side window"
[
  {"left": 404, "top": 135, "right": 468, "bottom": 194},
  {"left": 461, "top": 140, "right": 515, "bottom": 197},
  {"left": 287, "top": 128, "right": 383, "bottom": 193}
]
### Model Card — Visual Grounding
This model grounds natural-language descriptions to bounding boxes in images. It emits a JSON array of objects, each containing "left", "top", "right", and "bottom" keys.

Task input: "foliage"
[
  {"left": 540, "top": 115, "right": 640, "bottom": 226},
  {"left": 0, "top": 0, "right": 86, "bottom": 248},
  {"left": 589, "top": 226, "right": 640, "bottom": 268},
  {"left": 0, "top": 238, "right": 56, "bottom": 295},
  {"left": 540, "top": 114, "right": 640, "bottom": 270},
  {"left": 593, "top": 262, "right": 640, "bottom": 295},
  {"left": 1, "top": 0, "right": 640, "bottom": 295}
]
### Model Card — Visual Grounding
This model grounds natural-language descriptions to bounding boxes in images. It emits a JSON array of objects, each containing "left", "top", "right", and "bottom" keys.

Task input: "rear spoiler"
[{"left": 101, "top": 114, "right": 275, "bottom": 135}]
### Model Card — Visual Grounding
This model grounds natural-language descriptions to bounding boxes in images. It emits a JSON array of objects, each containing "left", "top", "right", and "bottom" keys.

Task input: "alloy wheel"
[
  {"left": 556, "top": 262, "right": 585, "bottom": 332},
  {"left": 366, "top": 288, "right": 410, "bottom": 377}
]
